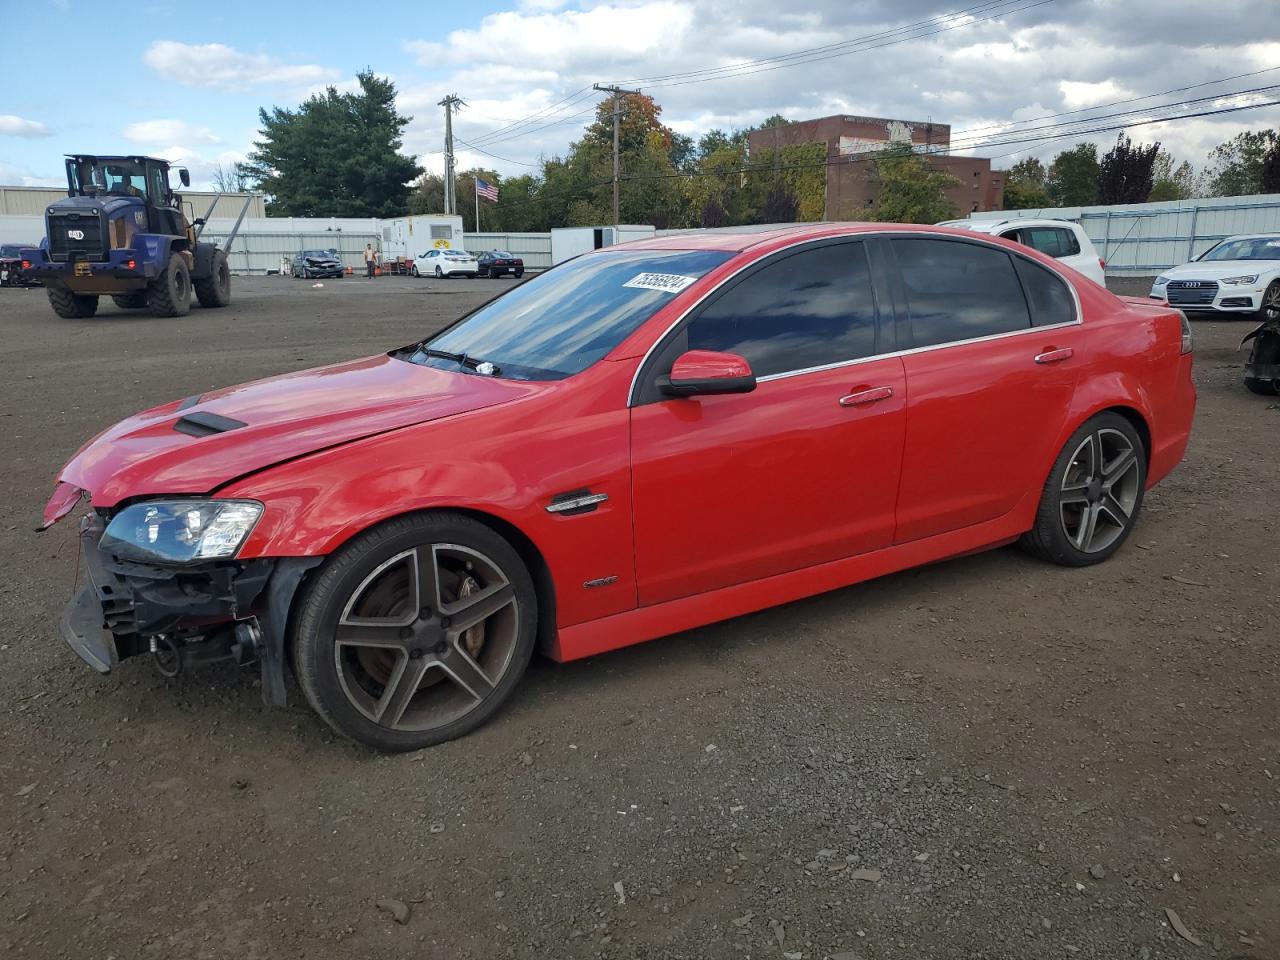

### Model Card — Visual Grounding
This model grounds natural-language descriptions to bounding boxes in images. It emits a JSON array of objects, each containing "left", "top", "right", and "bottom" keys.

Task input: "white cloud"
[
  {"left": 142, "top": 41, "right": 342, "bottom": 92},
  {"left": 123, "top": 119, "right": 221, "bottom": 146},
  {"left": 0, "top": 114, "right": 52, "bottom": 138}
]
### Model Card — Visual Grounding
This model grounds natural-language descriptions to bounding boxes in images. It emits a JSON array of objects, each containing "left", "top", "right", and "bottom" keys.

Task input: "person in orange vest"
[{"left": 364, "top": 243, "right": 378, "bottom": 279}]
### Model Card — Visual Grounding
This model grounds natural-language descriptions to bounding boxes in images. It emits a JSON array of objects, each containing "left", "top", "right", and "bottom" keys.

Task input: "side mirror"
[
  {"left": 178, "top": 167, "right": 191, "bottom": 187},
  {"left": 657, "top": 350, "right": 756, "bottom": 398}
]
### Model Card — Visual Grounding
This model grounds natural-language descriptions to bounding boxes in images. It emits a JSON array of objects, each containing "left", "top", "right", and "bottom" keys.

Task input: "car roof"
[
  {"left": 1214, "top": 233, "right": 1280, "bottom": 242},
  {"left": 613, "top": 221, "right": 1044, "bottom": 253},
  {"left": 940, "top": 218, "right": 1081, "bottom": 234}
]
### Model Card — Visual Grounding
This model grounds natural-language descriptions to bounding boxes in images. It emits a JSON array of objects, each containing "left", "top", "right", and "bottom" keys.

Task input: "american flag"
[{"left": 476, "top": 178, "right": 499, "bottom": 202}]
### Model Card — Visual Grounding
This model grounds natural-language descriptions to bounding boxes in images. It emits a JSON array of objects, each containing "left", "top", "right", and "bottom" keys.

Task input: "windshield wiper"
[{"left": 417, "top": 347, "right": 501, "bottom": 377}]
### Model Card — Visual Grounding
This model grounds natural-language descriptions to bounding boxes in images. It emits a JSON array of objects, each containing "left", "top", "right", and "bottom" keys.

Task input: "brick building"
[{"left": 747, "top": 115, "right": 1005, "bottom": 219}]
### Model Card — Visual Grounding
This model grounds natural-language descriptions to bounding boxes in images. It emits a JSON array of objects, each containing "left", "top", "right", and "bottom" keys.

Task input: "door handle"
[
  {"left": 839, "top": 385, "right": 894, "bottom": 407},
  {"left": 1034, "top": 347, "right": 1074, "bottom": 364}
]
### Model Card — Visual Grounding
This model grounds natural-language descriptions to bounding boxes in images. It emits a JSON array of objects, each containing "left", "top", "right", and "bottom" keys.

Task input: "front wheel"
[
  {"left": 292, "top": 512, "right": 538, "bottom": 751},
  {"left": 47, "top": 286, "right": 99, "bottom": 319},
  {"left": 411, "top": 265, "right": 419, "bottom": 278},
  {"left": 435, "top": 266, "right": 443, "bottom": 279},
  {"left": 1020, "top": 412, "right": 1146, "bottom": 566},
  {"left": 194, "top": 251, "right": 231, "bottom": 308},
  {"left": 147, "top": 254, "right": 191, "bottom": 317}
]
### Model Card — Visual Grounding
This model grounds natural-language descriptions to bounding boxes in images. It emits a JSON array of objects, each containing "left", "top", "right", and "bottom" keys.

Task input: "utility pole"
[
  {"left": 438, "top": 94, "right": 464, "bottom": 215},
  {"left": 593, "top": 84, "right": 640, "bottom": 227}
]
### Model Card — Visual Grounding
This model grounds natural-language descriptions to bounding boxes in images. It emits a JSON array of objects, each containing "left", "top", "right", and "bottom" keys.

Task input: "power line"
[
  {"left": 465, "top": 88, "right": 598, "bottom": 147},
  {"left": 454, "top": 137, "right": 540, "bottom": 167}
]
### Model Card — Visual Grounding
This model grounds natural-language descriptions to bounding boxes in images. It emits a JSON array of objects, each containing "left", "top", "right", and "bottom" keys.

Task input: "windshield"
[
  {"left": 70, "top": 159, "right": 148, "bottom": 198},
  {"left": 1199, "top": 236, "right": 1280, "bottom": 261},
  {"left": 490, "top": 251, "right": 514, "bottom": 258},
  {"left": 445, "top": 251, "right": 471, "bottom": 259},
  {"left": 301, "top": 250, "right": 334, "bottom": 258},
  {"left": 402, "top": 248, "right": 732, "bottom": 381},
  {"left": 0, "top": 244, "right": 26, "bottom": 257}
]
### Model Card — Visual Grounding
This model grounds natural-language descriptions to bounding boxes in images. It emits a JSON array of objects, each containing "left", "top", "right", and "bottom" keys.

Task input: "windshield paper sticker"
[{"left": 624, "top": 272, "right": 698, "bottom": 294}]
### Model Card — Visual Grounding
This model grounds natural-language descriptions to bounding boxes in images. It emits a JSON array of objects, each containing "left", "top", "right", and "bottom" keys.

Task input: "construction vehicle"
[{"left": 20, "top": 155, "right": 253, "bottom": 319}]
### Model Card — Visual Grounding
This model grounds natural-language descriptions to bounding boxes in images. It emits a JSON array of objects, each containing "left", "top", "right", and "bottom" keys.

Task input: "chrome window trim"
[{"left": 626, "top": 229, "right": 1083, "bottom": 407}]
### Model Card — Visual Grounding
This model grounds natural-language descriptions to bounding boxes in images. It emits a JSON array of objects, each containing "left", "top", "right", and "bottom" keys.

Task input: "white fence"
[
  {"left": 463, "top": 232, "right": 553, "bottom": 270},
  {"left": 972, "top": 193, "right": 1280, "bottom": 276}
]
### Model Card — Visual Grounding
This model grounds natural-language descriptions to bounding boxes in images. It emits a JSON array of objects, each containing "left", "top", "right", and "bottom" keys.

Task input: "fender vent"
[{"left": 174, "top": 412, "right": 247, "bottom": 437}]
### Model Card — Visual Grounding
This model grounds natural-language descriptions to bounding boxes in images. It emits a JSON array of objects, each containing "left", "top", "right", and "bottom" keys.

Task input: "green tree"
[
  {"left": 238, "top": 71, "right": 421, "bottom": 217},
  {"left": 1002, "top": 157, "right": 1051, "bottom": 210},
  {"left": 1045, "top": 143, "right": 1099, "bottom": 207},
  {"left": 1147, "top": 150, "right": 1200, "bottom": 202},
  {"left": 1262, "top": 139, "right": 1280, "bottom": 193},
  {"left": 1097, "top": 133, "right": 1160, "bottom": 204},
  {"left": 863, "top": 145, "right": 960, "bottom": 223},
  {"left": 1206, "top": 129, "right": 1278, "bottom": 196}
]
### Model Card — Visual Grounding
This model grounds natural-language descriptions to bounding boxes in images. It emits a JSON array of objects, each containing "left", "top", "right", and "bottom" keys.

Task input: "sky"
[{"left": 3, "top": 0, "right": 1279, "bottom": 191}]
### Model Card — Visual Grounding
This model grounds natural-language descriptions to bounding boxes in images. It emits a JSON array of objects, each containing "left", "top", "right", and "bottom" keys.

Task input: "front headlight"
[
  {"left": 1220, "top": 274, "right": 1259, "bottom": 285},
  {"left": 100, "top": 500, "right": 263, "bottom": 563},
  {"left": 1152, "top": 276, "right": 1170, "bottom": 287}
]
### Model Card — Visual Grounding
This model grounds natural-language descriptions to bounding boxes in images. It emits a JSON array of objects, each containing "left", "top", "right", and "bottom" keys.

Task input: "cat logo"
[{"left": 67, "top": 229, "right": 85, "bottom": 240}]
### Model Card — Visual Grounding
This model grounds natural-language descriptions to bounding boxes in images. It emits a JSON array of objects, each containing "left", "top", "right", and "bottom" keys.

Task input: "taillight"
[
  {"left": 21, "top": 259, "right": 31, "bottom": 269},
  {"left": 1179, "top": 311, "right": 1193, "bottom": 355},
  {"left": 125, "top": 259, "right": 136, "bottom": 270}
]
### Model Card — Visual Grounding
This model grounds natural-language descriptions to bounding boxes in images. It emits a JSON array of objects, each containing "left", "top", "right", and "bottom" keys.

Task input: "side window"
[
  {"left": 680, "top": 241, "right": 879, "bottom": 379},
  {"left": 1013, "top": 257, "right": 1076, "bottom": 327},
  {"left": 891, "top": 238, "right": 1030, "bottom": 348},
  {"left": 1019, "top": 227, "right": 1081, "bottom": 258}
]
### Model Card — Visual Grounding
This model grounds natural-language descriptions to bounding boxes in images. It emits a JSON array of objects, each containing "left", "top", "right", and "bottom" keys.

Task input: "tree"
[
  {"left": 1097, "top": 133, "right": 1160, "bottom": 204},
  {"left": 1259, "top": 138, "right": 1280, "bottom": 193},
  {"left": 700, "top": 197, "right": 729, "bottom": 227},
  {"left": 1045, "top": 143, "right": 1099, "bottom": 207},
  {"left": 761, "top": 183, "right": 799, "bottom": 222},
  {"left": 237, "top": 71, "right": 421, "bottom": 217},
  {"left": 1002, "top": 157, "right": 1051, "bottom": 210},
  {"left": 210, "top": 163, "right": 250, "bottom": 193},
  {"left": 864, "top": 144, "right": 960, "bottom": 223},
  {"left": 1205, "top": 129, "right": 1278, "bottom": 196},
  {"left": 1147, "top": 150, "right": 1200, "bottom": 202}
]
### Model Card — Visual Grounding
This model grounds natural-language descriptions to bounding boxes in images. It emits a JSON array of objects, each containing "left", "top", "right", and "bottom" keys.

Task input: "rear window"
[
  {"left": 1014, "top": 227, "right": 1081, "bottom": 258},
  {"left": 1014, "top": 257, "right": 1076, "bottom": 327},
  {"left": 404, "top": 249, "right": 732, "bottom": 380}
]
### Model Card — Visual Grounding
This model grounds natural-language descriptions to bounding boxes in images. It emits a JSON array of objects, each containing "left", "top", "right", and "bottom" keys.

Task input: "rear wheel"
[
  {"left": 292, "top": 512, "right": 538, "bottom": 752},
  {"left": 147, "top": 253, "right": 191, "bottom": 317},
  {"left": 1020, "top": 412, "right": 1146, "bottom": 566},
  {"left": 47, "top": 286, "right": 98, "bottom": 319},
  {"left": 193, "top": 251, "right": 231, "bottom": 308},
  {"left": 435, "top": 266, "right": 443, "bottom": 279},
  {"left": 514, "top": 269, "right": 524, "bottom": 279},
  {"left": 110, "top": 291, "right": 148, "bottom": 309}
]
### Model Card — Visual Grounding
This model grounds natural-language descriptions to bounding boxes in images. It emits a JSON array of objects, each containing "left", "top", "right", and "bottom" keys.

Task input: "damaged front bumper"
[{"left": 63, "top": 513, "right": 320, "bottom": 706}]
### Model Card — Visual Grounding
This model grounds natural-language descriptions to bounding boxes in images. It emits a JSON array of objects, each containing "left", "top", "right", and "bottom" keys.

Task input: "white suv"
[{"left": 938, "top": 218, "right": 1106, "bottom": 286}]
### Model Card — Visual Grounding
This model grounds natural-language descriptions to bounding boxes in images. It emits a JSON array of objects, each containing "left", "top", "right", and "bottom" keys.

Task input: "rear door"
[
  {"left": 629, "top": 239, "right": 907, "bottom": 605},
  {"left": 886, "top": 236, "right": 1084, "bottom": 543}
]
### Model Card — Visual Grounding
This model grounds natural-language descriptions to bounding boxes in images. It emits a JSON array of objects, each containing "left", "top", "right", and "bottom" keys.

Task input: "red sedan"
[{"left": 43, "top": 224, "right": 1196, "bottom": 751}]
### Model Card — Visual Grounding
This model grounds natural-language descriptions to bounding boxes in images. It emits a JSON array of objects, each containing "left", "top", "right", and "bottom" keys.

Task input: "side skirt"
[{"left": 549, "top": 510, "right": 1030, "bottom": 662}]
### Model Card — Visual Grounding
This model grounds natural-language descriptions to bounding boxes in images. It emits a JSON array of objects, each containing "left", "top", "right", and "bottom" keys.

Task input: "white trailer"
[
  {"left": 550, "top": 225, "right": 655, "bottom": 265},
  {"left": 380, "top": 215, "right": 466, "bottom": 262}
]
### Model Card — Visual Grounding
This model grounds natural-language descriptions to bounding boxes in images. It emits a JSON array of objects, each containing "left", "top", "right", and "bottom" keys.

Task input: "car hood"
[
  {"left": 1162, "top": 260, "right": 1280, "bottom": 280},
  {"left": 50, "top": 354, "right": 542, "bottom": 512}
]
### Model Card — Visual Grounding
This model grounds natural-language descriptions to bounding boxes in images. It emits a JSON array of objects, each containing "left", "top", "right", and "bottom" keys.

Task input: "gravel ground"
[{"left": 0, "top": 274, "right": 1276, "bottom": 960}]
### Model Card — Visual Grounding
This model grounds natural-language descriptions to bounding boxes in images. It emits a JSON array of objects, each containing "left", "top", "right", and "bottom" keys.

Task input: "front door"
[
  {"left": 884, "top": 236, "right": 1085, "bottom": 543},
  {"left": 629, "top": 239, "right": 907, "bottom": 606}
]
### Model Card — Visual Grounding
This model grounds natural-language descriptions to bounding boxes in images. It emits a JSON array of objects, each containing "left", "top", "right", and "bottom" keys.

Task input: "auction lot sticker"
[{"left": 623, "top": 272, "right": 698, "bottom": 293}]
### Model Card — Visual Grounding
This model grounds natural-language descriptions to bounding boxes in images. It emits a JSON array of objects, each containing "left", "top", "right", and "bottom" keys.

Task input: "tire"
[
  {"left": 412, "top": 265, "right": 419, "bottom": 278},
  {"left": 146, "top": 254, "right": 192, "bottom": 317},
  {"left": 292, "top": 511, "right": 538, "bottom": 752},
  {"left": 110, "top": 291, "right": 148, "bottom": 309},
  {"left": 1257, "top": 279, "right": 1280, "bottom": 323},
  {"left": 435, "top": 266, "right": 443, "bottom": 279},
  {"left": 514, "top": 270, "right": 524, "bottom": 279},
  {"left": 1020, "top": 412, "right": 1146, "bottom": 567},
  {"left": 47, "top": 286, "right": 98, "bottom": 319},
  {"left": 193, "top": 251, "right": 231, "bottom": 308}
]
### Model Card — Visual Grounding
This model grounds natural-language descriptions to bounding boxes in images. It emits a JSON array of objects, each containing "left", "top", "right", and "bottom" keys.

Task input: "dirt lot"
[{"left": 1, "top": 274, "right": 1276, "bottom": 960}]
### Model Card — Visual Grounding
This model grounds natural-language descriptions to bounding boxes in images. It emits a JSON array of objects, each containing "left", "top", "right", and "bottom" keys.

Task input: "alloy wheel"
[
  {"left": 333, "top": 543, "right": 520, "bottom": 732},
  {"left": 1264, "top": 282, "right": 1280, "bottom": 322},
  {"left": 1058, "top": 428, "right": 1141, "bottom": 554}
]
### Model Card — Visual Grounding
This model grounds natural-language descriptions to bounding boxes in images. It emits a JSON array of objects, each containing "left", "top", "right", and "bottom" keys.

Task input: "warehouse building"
[{"left": 748, "top": 114, "right": 1005, "bottom": 218}]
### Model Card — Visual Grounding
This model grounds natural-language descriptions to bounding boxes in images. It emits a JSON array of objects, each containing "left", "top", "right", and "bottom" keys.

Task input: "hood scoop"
[{"left": 174, "top": 411, "right": 248, "bottom": 437}]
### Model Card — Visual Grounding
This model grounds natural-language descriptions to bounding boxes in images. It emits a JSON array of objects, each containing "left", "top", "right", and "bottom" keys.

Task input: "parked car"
[
  {"left": 1148, "top": 233, "right": 1280, "bottom": 318},
  {"left": 414, "top": 248, "right": 479, "bottom": 278},
  {"left": 477, "top": 251, "right": 525, "bottom": 278},
  {"left": 0, "top": 243, "right": 38, "bottom": 287},
  {"left": 292, "top": 249, "right": 344, "bottom": 279},
  {"left": 938, "top": 218, "right": 1106, "bottom": 286},
  {"left": 43, "top": 223, "right": 1195, "bottom": 752}
]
